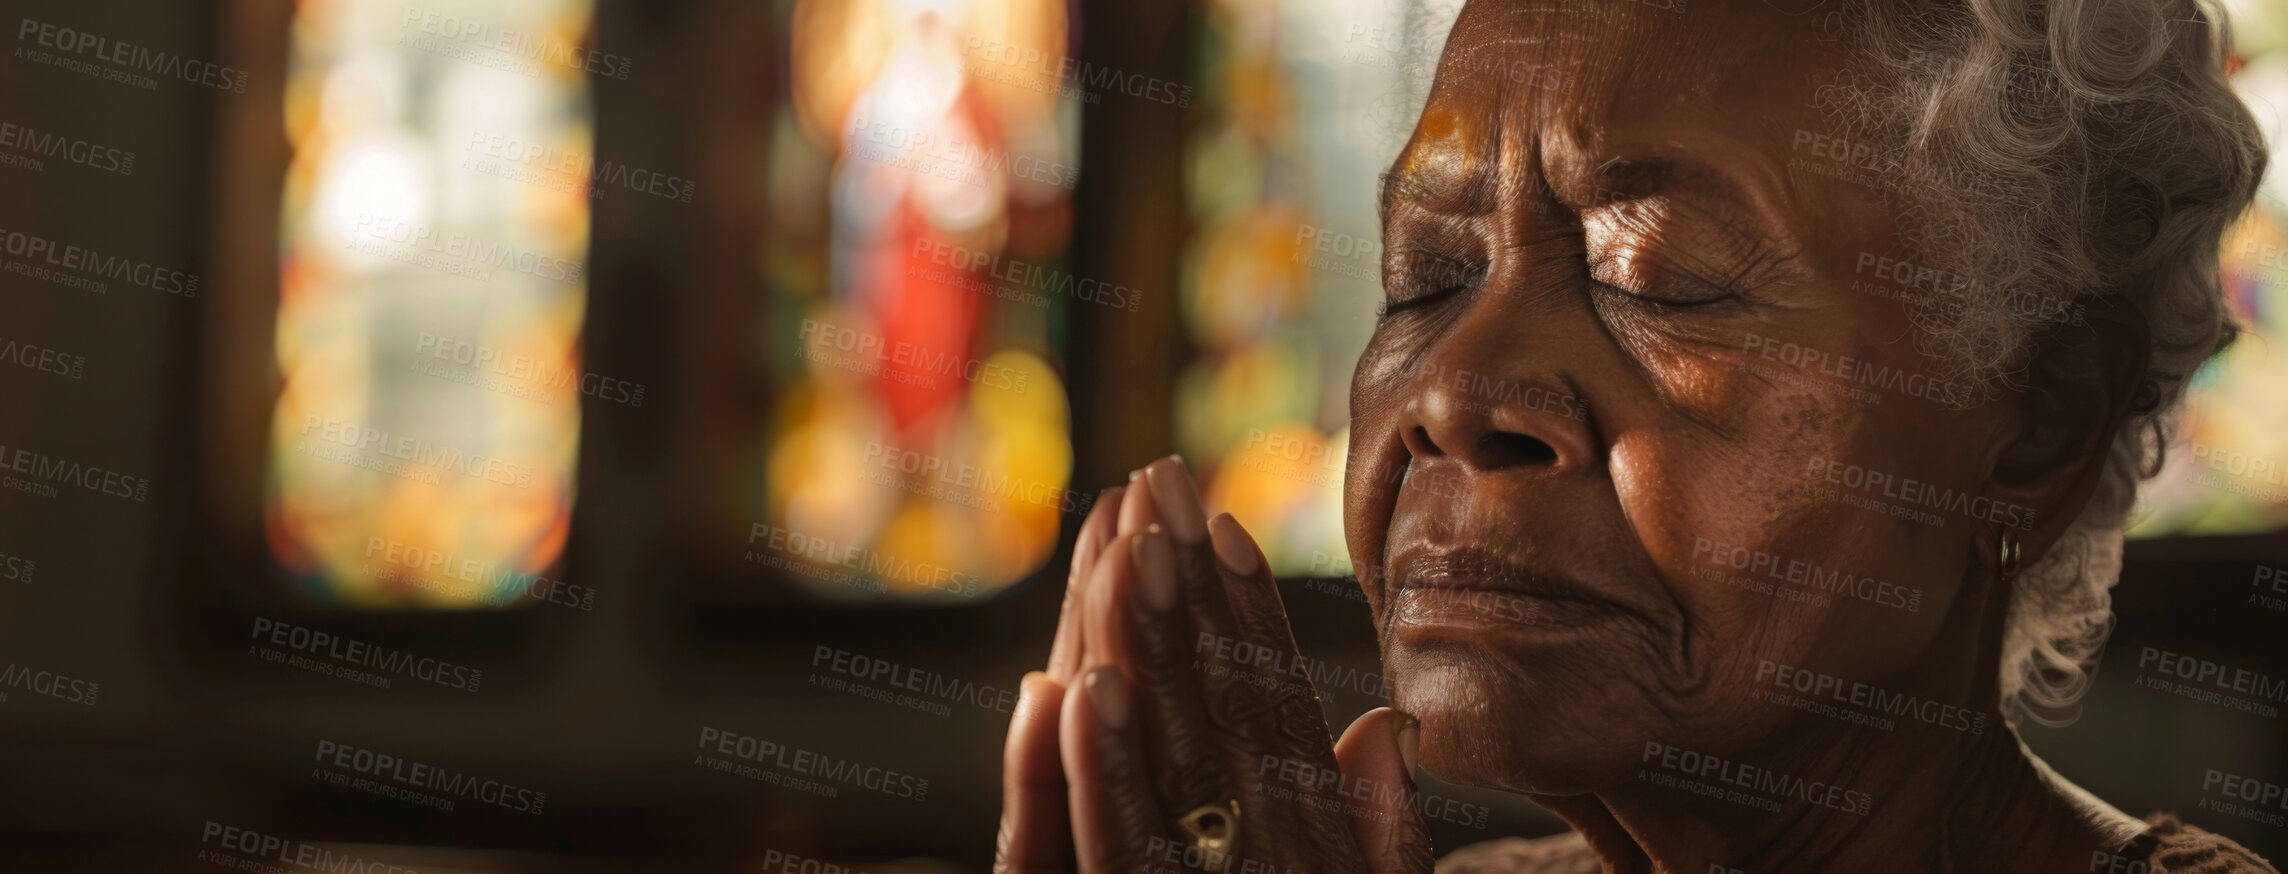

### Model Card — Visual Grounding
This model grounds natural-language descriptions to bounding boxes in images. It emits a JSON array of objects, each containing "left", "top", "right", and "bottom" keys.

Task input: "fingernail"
[
  {"left": 1145, "top": 456, "right": 1207, "bottom": 546},
  {"left": 1397, "top": 714, "right": 1421, "bottom": 774},
  {"left": 1085, "top": 666, "right": 1129, "bottom": 729},
  {"left": 1136, "top": 525, "right": 1176, "bottom": 612},
  {"left": 1208, "top": 513, "right": 1260, "bottom": 576},
  {"left": 1018, "top": 671, "right": 1058, "bottom": 719}
]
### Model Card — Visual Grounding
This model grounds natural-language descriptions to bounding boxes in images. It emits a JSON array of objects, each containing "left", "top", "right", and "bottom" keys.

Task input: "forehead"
[
  {"left": 1396, "top": 0, "right": 1840, "bottom": 202},
  {"left": 1432, "top": 0, "right": 1827, "bottom": 94}
]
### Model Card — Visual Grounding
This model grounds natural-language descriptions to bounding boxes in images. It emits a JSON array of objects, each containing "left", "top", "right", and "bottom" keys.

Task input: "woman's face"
[{"left": 1345, "top": 2, "right": 2015, "bottom": 793}]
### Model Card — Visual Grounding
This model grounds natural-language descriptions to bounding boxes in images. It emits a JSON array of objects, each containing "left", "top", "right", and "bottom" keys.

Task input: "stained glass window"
[
  {"left": 1179, "top": 0, "right": 1461, "bottom": 575},
  {"left": 264, "top": 0, "right": 596, "bottom": 607},
  {"left": 2134, "top": 0, "right": 2288, "bottom": 535},
  {"left": 755, "top": 0, "right": 1079, "bottom": 602}
]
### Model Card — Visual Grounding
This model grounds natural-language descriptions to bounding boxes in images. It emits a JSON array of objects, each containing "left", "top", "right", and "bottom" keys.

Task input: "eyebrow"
[
  {"left": 1376, "top": 148, "right": 1702, "bottom": 220},
  {"left": 1380, "top": 148, "right": 1805, "bottom": 286},
  {"left": 1591, "top": 156, "right": 1788, "bottom": 242},
  {"left": 1377, "top": 167, "right": 1501, "bottom": 222},
  {"left": 1382, "top": 149, "right": 1765, "bottom": 227}
]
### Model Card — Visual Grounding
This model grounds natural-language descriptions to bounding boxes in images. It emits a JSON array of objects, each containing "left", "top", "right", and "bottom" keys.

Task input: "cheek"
[
  {"left": 1343, "top": 343, "right": 1421, "bottom": 600},
  {"left": 1613, "top": 389, "right": 1971, "bottom": 697}
]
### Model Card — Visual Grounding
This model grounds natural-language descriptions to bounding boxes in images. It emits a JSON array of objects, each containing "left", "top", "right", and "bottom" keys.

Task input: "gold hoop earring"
[{"left": 1998, "top": 529, "right": 2021, "bottom": 581}]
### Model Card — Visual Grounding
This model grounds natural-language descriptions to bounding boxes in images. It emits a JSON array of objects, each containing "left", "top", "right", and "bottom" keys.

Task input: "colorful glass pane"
[
  {"left": 264, "top": 0, "right": 595, "bottom": 607},
  {"left": 756, "top": 0, "right": 1079, "bottom": 601}
]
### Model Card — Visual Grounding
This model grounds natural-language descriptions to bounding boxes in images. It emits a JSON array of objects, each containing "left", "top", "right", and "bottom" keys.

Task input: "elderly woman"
[{"left": 994, "top": 0, "right": 2276, "bottom": 871}]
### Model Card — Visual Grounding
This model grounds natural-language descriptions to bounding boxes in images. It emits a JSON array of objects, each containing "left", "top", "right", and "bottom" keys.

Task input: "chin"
[{"left": 1385, "top": 641, "right": 1655, "bottom": 796}]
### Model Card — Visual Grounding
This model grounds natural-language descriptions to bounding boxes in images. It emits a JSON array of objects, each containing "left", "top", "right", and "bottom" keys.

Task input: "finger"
[
  {"left": 1194, "top": 512, "right": 1334, "bottom": 747},
  {"left": 1197, "top": 512, "right": 1361, "bottom": 855},
  {"left": 1129, "top": 525, "right": 1235, "bottom": 820},
  {"left": 1080, "top": 533, "right": 1137, "bottom": 676},
  {"left": 1143, "top": 455, "right": 1208, "bottom": 547},
  {"left": 1118, "top": 467, "right": 1160, "bottom": 536},
  {"left": 1052, "top": 485, "right": 1125, "bottom": 681},
  {"left": 1140, "top": 459, "right": 1237, "bottom": 643},
  {"left": 1208, "top": 512, "right": 1302, "bottom": 658},
  {"left": 1136, "top": 463, "right": 1284, "bottom": 740},
  {"left": 997, "top": 672, "right": 1075, "bottom": 874},
  {"left": 1062, "top": 665, "right": 1161, "bottom": 873},
  {"left": 1210, "top": 511, "right": 1326, "bottom": 722},
  {"left": 1140, "top": 461, "right": 1353, "bottom": 859},
  {"left": 1131, "top": 505, "right": 1353, "bottom": 868},
  {"left": 1333, "top": 707, "right": 1434, "bottom": 873}
]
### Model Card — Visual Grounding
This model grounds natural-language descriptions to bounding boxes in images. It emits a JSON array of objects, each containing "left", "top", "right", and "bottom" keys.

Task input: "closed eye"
[
  {"left": 1583, "top": 207, "right": 1796, "bottom": 310},
  {"left": 1588, "top": 252, "right": 1742, "bottom": 308},
  {"left": 1379, "top": 250, "right": 1486, "bottom": 316}
]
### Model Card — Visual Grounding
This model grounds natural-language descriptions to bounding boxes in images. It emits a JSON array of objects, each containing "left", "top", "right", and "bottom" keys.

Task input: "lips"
[{"left": 1385, "top": 544, "right": 1634, "bottom": 633}]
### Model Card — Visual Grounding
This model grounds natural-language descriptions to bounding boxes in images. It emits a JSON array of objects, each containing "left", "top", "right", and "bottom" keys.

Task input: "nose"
[
  {"left": 1395, "top": 362, "right": 1594, "bottom": 476},
  {"left": 1401, "top": 390, "right": 1551, "bottom": 469}
]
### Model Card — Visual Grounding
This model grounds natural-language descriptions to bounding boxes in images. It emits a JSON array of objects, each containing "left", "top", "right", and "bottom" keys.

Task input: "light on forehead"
[{"left": 1405, "top": 106, "right": 1475, "bottom": 175}]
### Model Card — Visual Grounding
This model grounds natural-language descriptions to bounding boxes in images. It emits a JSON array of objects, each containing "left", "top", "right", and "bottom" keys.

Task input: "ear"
[{"left": 1981, "top": 296, "right": 2151, "bottom": 571}]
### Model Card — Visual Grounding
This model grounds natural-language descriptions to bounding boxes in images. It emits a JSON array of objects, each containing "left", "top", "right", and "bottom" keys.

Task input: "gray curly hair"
[{"left": 1819, "top": 0, "right": 2267, "bottom": 724}]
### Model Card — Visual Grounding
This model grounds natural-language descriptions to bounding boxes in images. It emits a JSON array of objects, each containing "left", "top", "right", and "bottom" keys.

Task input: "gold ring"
[{"left": 1176, "top": 799, "right": 1240, "bottom": 853}]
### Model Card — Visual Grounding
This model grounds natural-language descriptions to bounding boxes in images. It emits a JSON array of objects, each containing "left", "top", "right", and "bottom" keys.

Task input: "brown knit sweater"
[{"left": 1436, "top": 813, "right": 2278, "bottom": 873}]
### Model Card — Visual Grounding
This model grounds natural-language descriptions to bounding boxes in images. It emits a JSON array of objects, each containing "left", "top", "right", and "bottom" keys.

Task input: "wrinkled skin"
[
  {"left": 996, "top": 459, "right": 1437, "bottom": 873},
  {"left": 997, "top": 2, "right": 2151, "bottom": 872}
]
